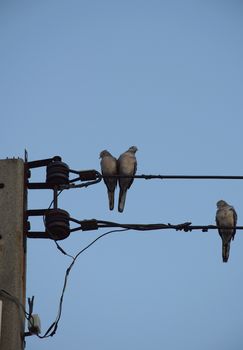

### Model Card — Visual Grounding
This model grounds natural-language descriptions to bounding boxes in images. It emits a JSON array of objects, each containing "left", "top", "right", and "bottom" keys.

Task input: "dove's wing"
[
  {"left": 117, "top": 146, "right": 137, "bottom": 213},
  {"left": 216, "top": 202, "right": 237, "bottom": 262},
  {"left": 230, "top": 206, "right": 237, "bottom": 240},
  {"left": 100, "top": 150, "right": 117, "bottom": 210},
  {"left": 101, "top": 155, "right": 117, "bottom": 191}
]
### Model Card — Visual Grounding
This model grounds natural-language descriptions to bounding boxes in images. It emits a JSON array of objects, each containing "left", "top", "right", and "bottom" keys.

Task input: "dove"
[
  {"left": 100, "top": 150, "right": 117, "bottom": 210},
  {"left": 117, "top": 146, "right": 138, "bottom": 213},
  {"left": 215, "top": 200, "right": 237, "bottom": 263}
]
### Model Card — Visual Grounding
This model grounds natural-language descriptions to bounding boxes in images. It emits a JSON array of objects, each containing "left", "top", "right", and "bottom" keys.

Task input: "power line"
[
  {"left": 59, "top": 172, "right": 243, "bottom": 190},
  {"left": 114, "top": 174, "right": 243, "bottom": 180},
  {"left": 25, "top": 156, "right": 243, "bottom": 341},
  {"left": 37, "top": 215, "right": 242, "bottom": 337},
  {"left": 5, "top": 219, "right": 242, "bottom": 340},
  {"left": 69, "top": 218, "right": 242, "bottom": 233}
]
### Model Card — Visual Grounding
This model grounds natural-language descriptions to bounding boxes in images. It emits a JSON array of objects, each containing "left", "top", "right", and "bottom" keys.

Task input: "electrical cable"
[
  {"left": 26, "top": 162, "right": 243, "bottom": 340},
  {"left": 99, "top": 173, "right": 243, "bottom": 180},
  {"left": 1, "top": 228, "right": 129, "bottom": 339},
  {"left": 38, "top": 228, "right": 129, "bottom": 338}
]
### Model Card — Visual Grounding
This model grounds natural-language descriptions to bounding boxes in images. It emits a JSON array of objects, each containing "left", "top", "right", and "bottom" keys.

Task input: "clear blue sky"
[{"left": 1, "top": 1, "right": 243, "bottom": 349}]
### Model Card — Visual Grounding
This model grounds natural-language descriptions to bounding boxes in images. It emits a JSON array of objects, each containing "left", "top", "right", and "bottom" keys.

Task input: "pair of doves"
[
  {"left": 100, "top": 149, "right": 237, "bottom": 262},
  {"left": 216, "top": 200, "right": 237, "bottom": 263},
  {"left": 100, "top": 146, "right": 138, "bottom": 213}
]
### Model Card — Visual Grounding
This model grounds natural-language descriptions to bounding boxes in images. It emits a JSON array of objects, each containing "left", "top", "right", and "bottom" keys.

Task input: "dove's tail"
[
  {"left": 222, "top": 242, "right": 230, "bottom": 263},
  {"left": 118, "top": 190, "right": 127, "bottom": 213},
  {"left": 108, "top": 190, "right": 115, "bottom": 211}
]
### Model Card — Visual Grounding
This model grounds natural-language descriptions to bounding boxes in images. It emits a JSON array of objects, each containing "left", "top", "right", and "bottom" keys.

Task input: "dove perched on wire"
[
  {"left": 100, "top": 150, "right": 118, "bottom": 210},
  {"left": 117, "top": 146, "right": 138, "bottom": 213},
  {"left": 215, "top": 200, "right": 237, "bottom": 263}
]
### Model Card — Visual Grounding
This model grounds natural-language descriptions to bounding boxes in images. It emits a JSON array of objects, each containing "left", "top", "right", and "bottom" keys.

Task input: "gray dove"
[
  {"left": 117, "top": 146, "right": 138, "bottom": 213},
  {"left": 100, "top": 150, "right": 118, "bottom": 210},
  {"left": 215, "top": 200, "right": 237, "bottom": 263}
]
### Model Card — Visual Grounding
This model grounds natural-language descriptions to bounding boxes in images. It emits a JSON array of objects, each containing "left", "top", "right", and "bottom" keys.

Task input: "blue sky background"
[{"left": 1, "top": 1, "right": 243, "bottom": 349}]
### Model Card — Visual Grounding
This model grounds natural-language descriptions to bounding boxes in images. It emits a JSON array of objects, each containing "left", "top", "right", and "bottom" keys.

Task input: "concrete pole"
[{"left": 0, "top": 159, "right": 26, "bottom": 350}]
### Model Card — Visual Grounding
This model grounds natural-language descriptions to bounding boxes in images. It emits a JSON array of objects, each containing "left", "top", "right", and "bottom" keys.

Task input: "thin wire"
[
  {"left": 100, "top": 173, "right": 243, "bottom": 180},
  {"left": 1, "top": 229, "right": 129, "bottom": 339},
  {"left": 45, "top": 172, "right": 243, "bottom": 192},
  {"left": 68, "top": 218, "right": 243, "bottom": 234},
  {"left": 95, "top": 221, "right": 243, "bottom": 232},
  {"left": 38, "top": 228, "right": 129, "bottom": 338}
]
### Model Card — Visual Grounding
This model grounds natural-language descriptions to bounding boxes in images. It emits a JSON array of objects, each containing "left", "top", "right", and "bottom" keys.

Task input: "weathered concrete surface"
[{"left": 0, "top": 159, "right": 25, "bottom": 350}]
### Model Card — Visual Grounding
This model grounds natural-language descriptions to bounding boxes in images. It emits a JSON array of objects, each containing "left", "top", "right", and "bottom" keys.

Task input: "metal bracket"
[{"left": 25, "top": 155, "right": 102, "bottom": 241}]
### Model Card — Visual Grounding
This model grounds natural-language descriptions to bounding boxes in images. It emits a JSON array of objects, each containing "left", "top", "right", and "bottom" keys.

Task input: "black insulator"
[
  {"left": 79, "top": 170, "right": 99, "bottom": 181},
  {"left": 45, "top": 209, "right": 70, "bottom": 240},
  {"left": 46, "top": 161, "right": 69, "bottom": 185},
  {"left": 81, "top": 219, "right": 99, "bottom": 231}
]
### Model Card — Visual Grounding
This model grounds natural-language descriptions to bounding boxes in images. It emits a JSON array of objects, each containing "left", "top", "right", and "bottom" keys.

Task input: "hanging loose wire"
[
  {"left": 38, "top": 228, "right": 129, "bottom": 338},
  {"left": 1, "top": 228, "right": 129, "bottom": 339}
]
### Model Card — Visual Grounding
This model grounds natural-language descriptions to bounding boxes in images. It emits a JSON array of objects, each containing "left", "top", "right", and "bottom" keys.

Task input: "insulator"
[
  {"left": 46, "top": 161, "right": 69, "bottom": 185},
  {"left": 79, "top": 170, "right": 99, "bottom": 181},
  {"left": 45, "top": 209, "right": 70, "bottom": 240},
  {"left": 81, "top": 219, "right": 98, "bottom": 231}
]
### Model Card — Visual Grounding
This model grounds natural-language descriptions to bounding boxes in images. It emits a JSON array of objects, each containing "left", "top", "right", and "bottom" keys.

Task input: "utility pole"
[{"left": 0, "top": 159, "right": 26, "bottom": 350}]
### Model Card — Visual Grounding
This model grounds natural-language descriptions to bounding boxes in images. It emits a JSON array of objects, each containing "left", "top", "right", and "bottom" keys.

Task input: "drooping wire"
[
  {"left": 1, "top": 228, "right": 129, "bottom": 339},
  {"left": 38, "top": 228, "right": 129, "bottom": 338}
]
